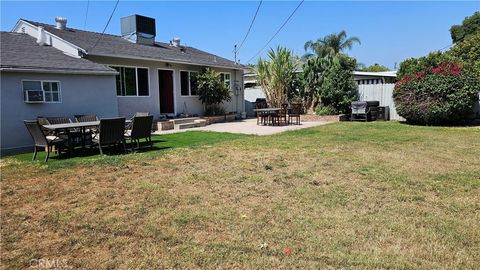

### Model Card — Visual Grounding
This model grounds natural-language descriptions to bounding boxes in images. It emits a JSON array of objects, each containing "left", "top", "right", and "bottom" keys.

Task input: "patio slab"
[{"left": 153, "top": 118, "right": 334, "bottom": 136}]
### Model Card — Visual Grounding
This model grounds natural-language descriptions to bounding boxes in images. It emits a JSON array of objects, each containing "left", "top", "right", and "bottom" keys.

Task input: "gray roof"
[
  {"left": 24, "top": 20, "right": 242, "bottom": 70},
  {"left": 0, "top": 32, "right": 116, "bottom": 74}
]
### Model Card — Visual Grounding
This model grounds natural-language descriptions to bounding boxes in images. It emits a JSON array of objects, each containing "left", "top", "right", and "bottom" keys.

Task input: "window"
[
  {"left": 22, "top": 80, "right": 61, "bottom": 103},
  {"left": 180, "top": 71, "right": 199, "bottom": 96},
  {"left": 219, "top": 72, "right": 231, "bottom": 88},
  {"left": 112, "top": 66, "right": 149, "bottom": 96}
]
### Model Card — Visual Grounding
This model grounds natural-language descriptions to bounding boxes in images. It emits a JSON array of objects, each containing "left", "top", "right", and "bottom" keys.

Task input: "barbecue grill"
[{"left": 351, "top": 101, "right": 380, "bottom": 122}]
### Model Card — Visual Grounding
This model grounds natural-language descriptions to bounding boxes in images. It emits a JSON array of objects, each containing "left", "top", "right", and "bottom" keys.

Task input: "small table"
[{"left": 253, "top": 108, "right": 281, "bottom": 125}]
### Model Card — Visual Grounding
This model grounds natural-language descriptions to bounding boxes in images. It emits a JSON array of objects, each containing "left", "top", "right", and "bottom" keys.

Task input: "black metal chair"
[
  {"left": 289, "top": 103, "right": 302, "bottom": 125},
  {"left": 93, "top": 117, "right": 126, "bottom": 155},
  {"left": 24, "top": 120, "right": 66, "bottom": 162},
  {"left": 125, "top": 115, "right": 154, "bottom": 151},
  {"left": 75, "top": 114, "right": 98, "bottom": 122}
]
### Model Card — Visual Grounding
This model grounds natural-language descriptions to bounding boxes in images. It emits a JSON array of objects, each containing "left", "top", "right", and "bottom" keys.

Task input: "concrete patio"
[{"left": 153, "top": 118, "right": 334, "bottom": 136}]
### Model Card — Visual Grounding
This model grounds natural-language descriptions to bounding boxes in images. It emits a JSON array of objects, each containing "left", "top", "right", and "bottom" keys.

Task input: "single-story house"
[{"left": 1, "top": 15, "right": 244, "bottom": 154}]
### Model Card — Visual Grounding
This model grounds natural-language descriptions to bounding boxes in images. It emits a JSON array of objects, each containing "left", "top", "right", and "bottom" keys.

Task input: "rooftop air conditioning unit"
[{"left": 120, "top": 14, "right": 156, "bottom": 46}]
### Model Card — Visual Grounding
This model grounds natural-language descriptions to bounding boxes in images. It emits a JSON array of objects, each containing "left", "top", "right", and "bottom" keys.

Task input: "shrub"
[
  {"left": 196, "top": 68, "right": 231, "bottom": 116},
  {"left": 393, "top": 61, "right": 480, "bottom": 125},
  {"left": 397, "top": 51, "right": 451, "bottom": 79},
  {"left": 318, "top": 54, "right": 358, "bottom": 114},
  {"left": 449, "top": 32, "right": 480, "bottom": 78},
  {"left": 205, "top": 104, "right": 226, "bottom": 116},
  {"left": 315, "top": 105, "right": 337, "bottom": 115}
]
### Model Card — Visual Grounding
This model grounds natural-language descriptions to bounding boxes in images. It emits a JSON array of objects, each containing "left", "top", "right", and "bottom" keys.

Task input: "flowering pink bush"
[{"left": 393, "top": 61, "right": 479, "bottom": 125}]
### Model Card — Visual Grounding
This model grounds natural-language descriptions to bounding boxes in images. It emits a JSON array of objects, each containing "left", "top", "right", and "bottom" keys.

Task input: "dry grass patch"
[{"left": 1, "top": 122, "right": 479, "bottom": 269}]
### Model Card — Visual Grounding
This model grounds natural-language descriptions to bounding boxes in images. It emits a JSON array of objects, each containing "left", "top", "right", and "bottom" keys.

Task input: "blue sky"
[{"left": 1, "top": 1, "right": 478, "bottom": 69}]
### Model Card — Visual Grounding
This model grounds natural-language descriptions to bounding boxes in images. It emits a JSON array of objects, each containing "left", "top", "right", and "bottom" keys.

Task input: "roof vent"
[
  {"left": 121, "top": 14, "right": 156, "bottom": 46},
  {"left": 171, "top": 37, "right": 181, "bottom": 47},
  {"left": 55, "top": 17, "right": 67, "bottom": 30}
]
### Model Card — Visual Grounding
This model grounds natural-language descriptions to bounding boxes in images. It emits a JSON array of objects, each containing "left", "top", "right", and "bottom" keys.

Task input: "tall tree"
[
  {"left": 256, "top": 47, "right": 298, "bottom": 107},
  {"left": 303, "top": 31, "right": 361, "bottom": 58},
  {"left": 300, "top": 55, "right": 333, "bottom": 113},
  {"left": 361, "top": 63, "right": 390, "bottom": 72},
  {"left": 450, "top": 12, "right": 480, "bottom": 44}
]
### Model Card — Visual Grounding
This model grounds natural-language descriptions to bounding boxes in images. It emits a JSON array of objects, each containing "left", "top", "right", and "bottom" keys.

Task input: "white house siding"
[
  {"left": 88, "top": 55, "right": 244, "bottom": 118},
  {"left": 0, "top": 71, "right": 118, "bottom": 154}
]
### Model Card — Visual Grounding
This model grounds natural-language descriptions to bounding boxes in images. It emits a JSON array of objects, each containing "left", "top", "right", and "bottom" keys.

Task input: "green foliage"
[
  {"left": 450, "top": 12, "right": 480, "bottom": 43},
  {"left": 393, "top": 61, "right": 480, "bottom": 125},
  {"left": 204, "top": 104, "right": 226, "bottom": 116},
  {"left": 315, "top": 105, "right": 338, "bottom": 115},
  {"left": 303, "top": 30, "right": 361, "bottom": 59},
  {"left": 449, "top": 32, "right": 480, "bottom": 78},
  {"left": 256, "top": 47, "right": 298, "bottom": 107},
  {"left": 318, "top": 54, "right": 358, "bottom": 114},
  {"left": 397, "top": 51, "right": 451, "bottom": 79},
  {"left": 300, "top": 55, "right": 332, "bottom": 111},
  {"left": 196, "top": 68, "right": 231, "bottom": 115},
  {"left": 361, "top": 63, "right": 390, "bottom": 72}
]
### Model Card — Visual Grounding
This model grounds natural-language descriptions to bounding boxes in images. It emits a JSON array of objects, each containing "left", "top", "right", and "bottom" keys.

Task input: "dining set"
[
  {"left": 24, "top": 112, "right": 154, "bottom": 161},
  {"left": 253, "top": 101, "right": 302, "bottom": 126}
]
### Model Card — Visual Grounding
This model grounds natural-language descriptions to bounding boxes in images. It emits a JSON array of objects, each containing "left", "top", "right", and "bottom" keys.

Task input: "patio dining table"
[
  {"left": 43, "top": 120, "right": 131, "bottom": 150},
  {"left": 253, "top": 108, "right": 281, "bottom": 126}
]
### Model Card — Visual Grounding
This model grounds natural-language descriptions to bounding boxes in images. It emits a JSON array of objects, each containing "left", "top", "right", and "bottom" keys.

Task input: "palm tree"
[{"left": 303, "top": 31, "right": 361, "bottom": 58}]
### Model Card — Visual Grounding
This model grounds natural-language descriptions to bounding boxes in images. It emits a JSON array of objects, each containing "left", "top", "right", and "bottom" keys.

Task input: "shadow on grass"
[{"left": 5, "top": 131, "right": 249, "bottom": 168}]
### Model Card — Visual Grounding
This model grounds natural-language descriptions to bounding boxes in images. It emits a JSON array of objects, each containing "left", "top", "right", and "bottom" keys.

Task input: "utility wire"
[
  {"left": 89, "top": 0, "right": 120, "bottom": 52},
  {"left": 83, "top": 0, "right": 90, "bottom": 30},
  {"left": 235, "top": 0, "right": 262, "bottom": 54},
  {"left": 246, "top": 0, "right": 304, "bottom": 64}
]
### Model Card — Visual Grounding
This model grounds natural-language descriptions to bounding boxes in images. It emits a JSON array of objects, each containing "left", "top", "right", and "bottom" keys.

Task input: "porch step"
[
  {"left": 176, "top": 119, "right": 207, "bottom": 130},
  {"left": 172, "top": 117, "right": 200, "bottom": 125}
]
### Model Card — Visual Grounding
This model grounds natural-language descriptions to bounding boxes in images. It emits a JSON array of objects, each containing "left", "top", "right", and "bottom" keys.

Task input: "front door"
[{"left": 158, "top": 70, "right": 174, "bottom": 114}]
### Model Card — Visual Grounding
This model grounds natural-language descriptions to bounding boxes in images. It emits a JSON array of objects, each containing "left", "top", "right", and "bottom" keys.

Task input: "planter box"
[
  {"left": 154, "top": 120, "right": 174, "bottom": 131},
  {"left": 202, "top": 114, "right": 236, "bottom": 125}
]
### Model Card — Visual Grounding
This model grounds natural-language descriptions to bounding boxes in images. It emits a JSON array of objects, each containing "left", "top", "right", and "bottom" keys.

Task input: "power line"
[
  {"left": 235, "top": 0, "right": 262, "bottom": 54},
  {"left": 246, "top": 0, "right": 304, "bottom": 64},
  {"left": 83, "top": 0, "right": 90, "bottom": 30},
  {"left": 89, "top": 0, "right": 120, "bottom": 52}
]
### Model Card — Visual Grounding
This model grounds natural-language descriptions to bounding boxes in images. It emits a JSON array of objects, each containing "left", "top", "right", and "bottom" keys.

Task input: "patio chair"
[
  {"left": 126, "top": 112, "right": 150, "bottom": 130},
  {"left": 24, "top": 120, "right": 66, "bottom": 162},
  {"left": 46, "top": 116, "right": 83, "bottom": 147},
  {"left": 93, "top": 117, "right": 126, "bottom": 155},
  {"left": 46, "top": 117, "right": 72, "bottom": 124},
  {"left": 125, "top": 115, "right": 154, "bottom": 151},
  {"left": 75, "top": 114, "right": 98, "bottom": 122},
  {"left": 255, "top": 99, "right": 269, "bottom": 125},
  {"left": 273, "top": 103, "right": 289, "bottom": 126},
  {"left": 289, "top": 103, "right": 302, "bottom": 125}
]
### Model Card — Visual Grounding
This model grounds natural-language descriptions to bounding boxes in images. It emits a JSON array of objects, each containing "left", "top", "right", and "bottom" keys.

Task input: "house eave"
[
  {"left": 0, "top": 67, "right": 118, "bottom": 75},
  {"left": 89, "top": 53, "right": 244, "bottom": 71}
]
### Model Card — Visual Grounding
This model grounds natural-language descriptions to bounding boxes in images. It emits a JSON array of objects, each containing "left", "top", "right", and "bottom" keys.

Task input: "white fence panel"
[{"left": 357, "top": 83, "right": 403, "bottom": 120}]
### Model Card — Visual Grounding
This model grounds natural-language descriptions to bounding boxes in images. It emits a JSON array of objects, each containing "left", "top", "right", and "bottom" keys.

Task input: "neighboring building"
[
  {"left": 1, "top": 15, "right": 244, "bottom": 154},
  {"left": 352, "top": 71, "right": 397, "bottom": 85},
  {"left": 1, "top": 32, "right": 118, "bottom": 154}
]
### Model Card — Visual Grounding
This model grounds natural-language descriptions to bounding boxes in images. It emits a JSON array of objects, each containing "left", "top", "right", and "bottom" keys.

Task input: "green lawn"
[{"left": 1, "top": 122, "right": 479, "bottom": 269}]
